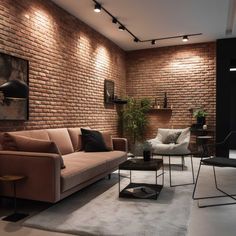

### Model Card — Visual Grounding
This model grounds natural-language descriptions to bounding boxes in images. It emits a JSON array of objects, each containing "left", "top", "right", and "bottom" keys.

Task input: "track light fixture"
[
  {"left": 119, "top": 25, "right": 125, "bottom": 31},
  {"left": 94, "top": 2, "right": 101, "bottom": 12},
  {"left": 92, "top": 0, "right": 202, "bottom": 45},
  {"left": 151, "top": 40, "right": 156, "bottom": 45},
  {"left": 112, "top": 17, "right": 117, "bottom": 24},
  {"left": 182, "top": 35, "right": 189, "bottom": 42}
]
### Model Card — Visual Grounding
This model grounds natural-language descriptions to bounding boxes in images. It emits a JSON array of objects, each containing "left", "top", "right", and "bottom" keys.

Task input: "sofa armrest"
[
  {"left": 112, "top": 138, "right": 128, "bottom": 152},
  {"left": 0, "top": 151, "right": 61, "bottom": 203}
]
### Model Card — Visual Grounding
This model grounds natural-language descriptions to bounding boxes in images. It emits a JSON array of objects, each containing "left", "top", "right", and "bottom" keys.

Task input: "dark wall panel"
[{"left": 216, "top": 38, "right": 236, "bottom": 156}]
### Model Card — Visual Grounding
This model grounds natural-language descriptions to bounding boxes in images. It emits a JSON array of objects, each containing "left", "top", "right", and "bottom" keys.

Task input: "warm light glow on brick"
[
  {"left": 95, "top": 46, "right": 110, "bottom": 73},
  {"left": 33, "top": 9, "right": 53, "bottom": 31},
  {"left": 24, "top": 14, "right": 30, "bottom": 19}
]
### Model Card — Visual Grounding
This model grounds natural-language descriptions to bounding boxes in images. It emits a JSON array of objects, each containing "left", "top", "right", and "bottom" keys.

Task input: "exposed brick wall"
[
  {"left": 0, "top": 0, "right": 126, "bottom": 134},
  {"left": 126, "top": 43, "right": 216, "bottom": 139},
  {"left": 0, "top": 0, "right": 216, "bottom": 141}
]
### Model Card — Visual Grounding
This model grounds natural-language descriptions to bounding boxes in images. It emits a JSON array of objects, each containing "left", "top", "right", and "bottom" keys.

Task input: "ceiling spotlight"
[
  {"left": 119, "top": 25, "right": 125, "bottom": 31},
  {"left": 151, "top": 40, "right": 156, "bottom": 45},
  {"left": 134, "top": 37, "right": 139, "bottom": 43},
  {"left": 94, "top": 3, "right": 101, "bottom": 13},
  {"left": 112, "top": 18, "right": 117, "bottom": 24},
  {"left": 182, "top": 35, "right": 189, "bottom": 42}
]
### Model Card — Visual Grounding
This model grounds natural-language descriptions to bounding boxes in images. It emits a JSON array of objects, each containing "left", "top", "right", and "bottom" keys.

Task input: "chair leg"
[
  {"left": 213, "top": 166, "right": 236, "bottom": 201},
  {"left": 193, "top": 162, "right": 236, "bottom": 208},
  {"left": 181, "top": 156, "right": 184, "bottom": 171},
  {"left": 192, "top": 159, "right": 202, "bottom": 200}
]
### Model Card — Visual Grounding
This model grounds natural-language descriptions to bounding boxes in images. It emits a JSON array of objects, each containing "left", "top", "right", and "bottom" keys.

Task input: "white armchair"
[{"left": 148, "top": 127, "right": 190, "bottom": 154}]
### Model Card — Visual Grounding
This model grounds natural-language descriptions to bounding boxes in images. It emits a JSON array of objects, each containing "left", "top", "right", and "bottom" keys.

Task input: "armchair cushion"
[{"left": 163, "top": 132, "right": 181, "bottom": 144}]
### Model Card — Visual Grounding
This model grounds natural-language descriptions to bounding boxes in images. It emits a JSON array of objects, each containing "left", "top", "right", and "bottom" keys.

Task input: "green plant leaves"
[{"left": 121, "top": 97, "right": 151, "bottom": 145}]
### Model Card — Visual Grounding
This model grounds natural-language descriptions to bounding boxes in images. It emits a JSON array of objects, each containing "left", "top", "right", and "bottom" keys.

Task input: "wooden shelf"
[
  {"left": 112, "top": 99, "right": 127, "bottom": 105},
  {"left": 148, "top": 108, "right": 172, "bottom": 112}
]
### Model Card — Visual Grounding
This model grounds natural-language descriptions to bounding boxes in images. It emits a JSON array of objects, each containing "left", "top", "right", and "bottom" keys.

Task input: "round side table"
[
  {"left": 196, "top": 135, "right": 213, "bottom": 158},
  {"left": 0, "top": 175, "right": 29, "bottom": 222}
]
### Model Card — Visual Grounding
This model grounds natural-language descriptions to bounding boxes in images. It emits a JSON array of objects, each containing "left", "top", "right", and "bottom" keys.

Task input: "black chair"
[{"left": 192, "top": 131, "right": 236, "bottom": 208}]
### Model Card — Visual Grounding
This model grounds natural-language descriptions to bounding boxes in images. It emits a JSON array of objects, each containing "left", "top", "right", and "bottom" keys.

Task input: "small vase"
[{"left": 143, "top": 150, "right": 151, "bottom": 161}]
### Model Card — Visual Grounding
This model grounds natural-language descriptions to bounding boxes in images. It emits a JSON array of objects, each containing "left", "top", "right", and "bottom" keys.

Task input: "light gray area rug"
[{"left": 24, "top": 158, "right": 197, "bottom": 236}]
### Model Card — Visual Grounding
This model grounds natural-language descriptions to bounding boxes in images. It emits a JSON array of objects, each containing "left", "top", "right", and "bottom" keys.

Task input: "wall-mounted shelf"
[
  {"left": 113, "top": 99, "right": 127, "bottom": 105},
  {"left": 148, "top": 108, "right": 172, "bottom": 112}
]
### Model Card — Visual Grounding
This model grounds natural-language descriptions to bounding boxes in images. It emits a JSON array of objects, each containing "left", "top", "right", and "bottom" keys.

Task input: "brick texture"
[
  {"left": 0, "top": 0, "right": 126, "bottom": 134},
  {"left": 126, "top": 43, "right": 216, "bottom": 139}
]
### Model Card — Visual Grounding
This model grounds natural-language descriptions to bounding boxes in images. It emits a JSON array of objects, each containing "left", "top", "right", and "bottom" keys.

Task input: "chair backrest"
[{"left": 156, "top": 127, "right": 190, "bottom": 144}]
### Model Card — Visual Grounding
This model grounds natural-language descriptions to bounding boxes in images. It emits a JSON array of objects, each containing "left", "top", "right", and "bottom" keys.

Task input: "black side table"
[{"left": 0, "top": 175, "right": 29, "bottom": 222}]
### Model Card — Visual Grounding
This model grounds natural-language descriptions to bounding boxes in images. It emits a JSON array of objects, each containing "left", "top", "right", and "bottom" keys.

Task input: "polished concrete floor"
[{"left": 0, "top": 158, "right": 236, "bottom": 236}]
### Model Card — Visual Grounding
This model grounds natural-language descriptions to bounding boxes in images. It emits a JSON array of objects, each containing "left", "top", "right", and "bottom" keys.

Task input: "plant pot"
[
  {"left": 143, "top": 150, "right": 151, "bottom": 161},
  {"left": 197, "top": 116, "right": 206, "bottom": 125}
]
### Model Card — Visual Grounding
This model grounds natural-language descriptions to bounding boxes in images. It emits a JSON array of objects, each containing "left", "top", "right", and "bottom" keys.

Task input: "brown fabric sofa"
[{"left": 0, "top": 128, "right": 127, "bottom": 203}]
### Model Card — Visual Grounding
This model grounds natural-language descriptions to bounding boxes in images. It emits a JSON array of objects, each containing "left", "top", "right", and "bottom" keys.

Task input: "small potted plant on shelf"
[
  {"left": 143, "top": 141, "right": 152, "bottom": 161},
  {"left": 193, "top": 108, "right": 207, "bottom": 125}
]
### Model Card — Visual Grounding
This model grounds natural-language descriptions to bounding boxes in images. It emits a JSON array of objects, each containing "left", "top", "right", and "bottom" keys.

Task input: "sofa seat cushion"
[
  {"left": 97, "top": 150, "right": 127, "bottom": 169},
  {"left": 60, "top": 151, "right": 127, "bottom": 192},
  {"left": 61, "top": 153, "right": 107, "bottom": 192},
  {"left": 47, "top": 128, "right": 74, "bottom": 155}
]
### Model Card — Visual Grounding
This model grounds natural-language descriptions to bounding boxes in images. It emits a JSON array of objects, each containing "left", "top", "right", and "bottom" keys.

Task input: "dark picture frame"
[
  {"left": 104, "top": 80, "right": 114, "bottom": 104},
  {"left": 0, "top": 52, "right": 29, "bottom": 120}
]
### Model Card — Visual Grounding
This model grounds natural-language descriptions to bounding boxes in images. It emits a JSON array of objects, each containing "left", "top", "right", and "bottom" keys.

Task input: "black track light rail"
[
  {"left": 93, "top": 0, "right": 137, "bottom": 39},
  {"left": 141, "top": 33, "right": 202, "bottom": 43},
  {"left": 92, "top": 0, "right": 202, "bottom": 44}
]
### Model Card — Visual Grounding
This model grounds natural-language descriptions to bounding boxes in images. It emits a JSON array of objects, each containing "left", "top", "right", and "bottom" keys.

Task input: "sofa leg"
[{"left": 108, "top": 174, "right": 111, "bottom": 180}]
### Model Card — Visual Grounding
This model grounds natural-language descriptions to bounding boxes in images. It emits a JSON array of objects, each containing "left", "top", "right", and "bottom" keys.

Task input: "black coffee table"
[{"left": 118, "top": 159, "right": 164, "bottom": 200}]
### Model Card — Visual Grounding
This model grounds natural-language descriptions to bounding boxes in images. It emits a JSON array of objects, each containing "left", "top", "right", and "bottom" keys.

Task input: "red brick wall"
[
  {"left": 0, "top": 0, "right": 126, "bottom": 134},
  {"left": 126, "top": 43, "right": 216, "bottom": 139}
]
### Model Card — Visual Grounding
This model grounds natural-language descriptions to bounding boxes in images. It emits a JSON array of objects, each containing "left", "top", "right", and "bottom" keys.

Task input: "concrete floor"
[{"left": 0, "top": 158, "right": 236, "bottom": 236}]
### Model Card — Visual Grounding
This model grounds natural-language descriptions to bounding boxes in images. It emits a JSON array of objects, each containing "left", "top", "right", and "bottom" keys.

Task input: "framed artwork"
[
  {"left": 0, "top": 52, "right": 29, "bottom": 120},
  {"left": 104, "top": 80, "right": 114, "bottom": 104}
]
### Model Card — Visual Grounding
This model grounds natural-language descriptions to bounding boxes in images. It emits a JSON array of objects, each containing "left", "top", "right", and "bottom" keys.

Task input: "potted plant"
[
  {"left": 193, "top": 108, "right": 207, "bottom": 125},
  {"left": 120, "top": 97, "right": 151, "bottom": 153}
]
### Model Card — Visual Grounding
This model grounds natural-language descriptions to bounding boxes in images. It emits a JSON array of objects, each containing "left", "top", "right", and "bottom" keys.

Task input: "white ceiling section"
[{"left": 51, "top": 0, "right": 236, "bottom": 51}]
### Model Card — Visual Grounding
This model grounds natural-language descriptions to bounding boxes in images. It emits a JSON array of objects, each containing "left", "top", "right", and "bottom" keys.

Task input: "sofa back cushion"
[
  {"left": 67, "top": 127, "right": 90, "bottom": 151},
  {"left": 101, "top": 131, "right": 113, "bottom": 150},
  {"left": 47, "top": 128, "right": 74, "bottom": 155},
  {"left": 4, "top": 130, "right": 50, "bottom": 140},
  {"left": 2, "top": 133, "right": 65, "bottom": 168}
]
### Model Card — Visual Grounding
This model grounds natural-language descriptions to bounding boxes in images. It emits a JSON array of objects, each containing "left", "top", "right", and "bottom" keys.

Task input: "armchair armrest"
[
  {"left": 0, "top": 151, "right": 61, "bottom": 203},
  {"left": 112, "top": 138, "right": 128, "bottom": 152}
]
